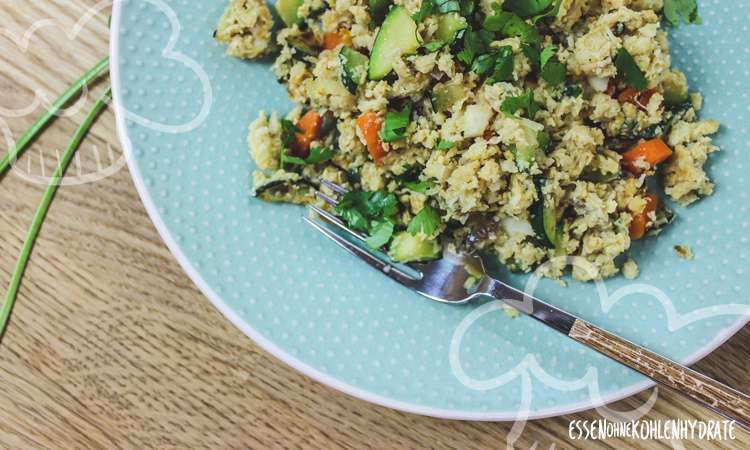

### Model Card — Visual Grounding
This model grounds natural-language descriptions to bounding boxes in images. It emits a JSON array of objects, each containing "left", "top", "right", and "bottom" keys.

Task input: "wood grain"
[{"left": 0, "top": 1, "right": 748, "bottom": 449}]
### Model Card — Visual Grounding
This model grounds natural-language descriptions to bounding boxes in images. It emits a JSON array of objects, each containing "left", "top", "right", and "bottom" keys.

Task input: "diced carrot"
[
  {"left": 621, "top": 138, "right": 674, "bottom": 175},
  {"left": 293, "top": 110, "right": 322, "bottom": 157},
  {"left": 356, "top": 112, "right": 385, "bottom": 164},
  {"left": 630, "top": 194, "right": 659, "bottom": 240},
  {"left": 323, "top": 29, "right": 350, "bottom": 50},
  {"left": 617, "top": 87, "right": 639, "bottom": 104}
]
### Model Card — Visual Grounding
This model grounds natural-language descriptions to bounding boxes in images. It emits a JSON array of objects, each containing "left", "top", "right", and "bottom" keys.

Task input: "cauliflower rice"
[{"left": 214, "top": 0, "right": 718, "bottom": 281}]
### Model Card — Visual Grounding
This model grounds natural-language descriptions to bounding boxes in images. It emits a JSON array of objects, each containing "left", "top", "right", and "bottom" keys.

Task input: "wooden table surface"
[{"left": 0, "top": 1, "right": 748, "bottom": 449}]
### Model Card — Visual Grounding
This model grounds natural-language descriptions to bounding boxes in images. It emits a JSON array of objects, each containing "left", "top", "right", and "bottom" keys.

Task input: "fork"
[{"left": 305, "top": 180, "right": 750, "bottom": 428}]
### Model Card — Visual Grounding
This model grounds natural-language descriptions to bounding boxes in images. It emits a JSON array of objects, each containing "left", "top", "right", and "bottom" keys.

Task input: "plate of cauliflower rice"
[
  {"left": 112, "top": 0, "right": 750, "bottom": 418},
  {"left": 225, "top": 0, "right": 717, "bottom": 281}
]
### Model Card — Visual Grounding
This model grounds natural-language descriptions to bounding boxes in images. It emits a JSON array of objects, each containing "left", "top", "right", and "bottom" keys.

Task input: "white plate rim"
[{"left": 109, "top": 0, "right": 750, "bottom": 421}]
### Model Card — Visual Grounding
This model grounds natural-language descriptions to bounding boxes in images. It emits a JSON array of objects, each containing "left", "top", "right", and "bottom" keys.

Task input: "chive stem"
[
  {"left": 0, "top": 86, "right": 112, "bottom": 340},
  {"left": 0, "top": 56, "right": 109, "bottom": 177}
]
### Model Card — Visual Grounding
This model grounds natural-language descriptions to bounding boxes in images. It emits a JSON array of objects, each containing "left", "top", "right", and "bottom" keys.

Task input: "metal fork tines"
[
  {"left": 306, "top": 180, "right": 419, "bottom": 287},
  {"left": 302, "top": 180, "right": 750, "bottom": 428}
]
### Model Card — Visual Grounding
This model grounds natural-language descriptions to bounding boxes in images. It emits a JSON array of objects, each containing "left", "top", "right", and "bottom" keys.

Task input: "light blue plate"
[{"left": 111, "top": 0, "right": 750, "bottom": 419}]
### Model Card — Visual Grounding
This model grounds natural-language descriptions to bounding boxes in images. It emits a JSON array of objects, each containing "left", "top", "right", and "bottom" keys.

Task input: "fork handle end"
[{"left": 569, "top": 319, "right": 750, "bottom": 429}]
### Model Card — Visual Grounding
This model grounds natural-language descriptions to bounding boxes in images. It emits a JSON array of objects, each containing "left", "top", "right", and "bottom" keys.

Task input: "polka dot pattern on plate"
[{"left": 113, "top": 0, "right": 750, "bottom": 419}]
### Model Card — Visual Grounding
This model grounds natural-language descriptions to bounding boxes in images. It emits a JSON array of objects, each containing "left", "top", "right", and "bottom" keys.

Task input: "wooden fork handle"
[{"left": 569, "top": 319, "right": 750, "bottom": 427}]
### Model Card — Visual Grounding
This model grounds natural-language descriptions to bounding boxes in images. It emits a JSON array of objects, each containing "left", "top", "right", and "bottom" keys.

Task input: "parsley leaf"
[
  {"left": 504, "top": 0, "right": 553, "bottom": 18},
  {"left": 407, "top": 205, "right": 441, "bottom": 236},
  {"left": 436, "top": 139, "right": 455, "bottom": 150},
  {"left": 380, "top": 102, "right": 412, "bottom": 142},
  {"left": 539, "top": 46, "right": 566, "bottom": 86},
  {"left": 336, "top": 190, "right": 399, "bottom": 246},
  {"left": 664, "top": 0, "right": 701, "bottom": 27},
  {"left": 483, "top": 11, "right": 513, "bottom": 31},
  {"left": 366, "top": 220, "right": 395, "bottom": 249},
  {"left": 501, "top": 90, "right": 540, "bottom": 119},
  {"left": 423, "top": 41, "right": 446, "bottom": 52},
  {"left": 539, "top": 46, "right": 556, "bottom": 67},
  {"left": 500, "top": 14, "right": 541, "bottom": 45},
  {"left": 530, "top": 0, "right": 561, "bottom": 23},
  {"left": 280, "top": 146, "right": 334, "bottom": 166},
  {"left": 404, "top": 180, "right": 432, "bottom": 192},
  {"left": 488, "top": 46, "right": 515, "bottom": 83},
  {"left": 305, "top": 146, "right": 335, "bottom": 164},
  {"left": 280, "top": 119, "right": 300, "bottom": 149},
  {"left": 412, "top": 0, "right": 435, "bottom": 22},
  {"left": 470, "top": 52, "right": 497, "bottom": 76},
  {"left": 457, "top": 28, "right": 484, "bottom": 65},
  {"left": 615, "top": 47, "right": 648, "bottom": 91}
]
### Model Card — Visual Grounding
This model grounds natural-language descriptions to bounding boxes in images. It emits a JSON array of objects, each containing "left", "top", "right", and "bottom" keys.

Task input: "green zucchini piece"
[
  {"left": 530, "top": 178, "right": 556, "bottom": 249},
  {"left": 436, "top": 13, "right": 467, "bottom": 44},
  {"left": 388, "top": 232, "right": 441, "bottom": 263},
  {"left": 339, "top": 47, "right": 369, "bottom": 93},
  {"left": 431, "top": 82, "right": 467, "bottom": 112},
  {"left": 276, "top": 0, "right": 304, "bottom": 26},
  {"left": 368, "top": 6, "right": 421, "bottom": 80},
  {"left": 542, "top": 204, "right": 559, "bottom": 247}
]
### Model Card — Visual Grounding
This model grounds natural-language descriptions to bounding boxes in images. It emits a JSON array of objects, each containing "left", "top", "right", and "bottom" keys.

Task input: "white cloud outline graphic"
[
  {"left": 0, "top": 0, "right": 110, "bottom": 119},
  {"left": 115, "top": 0, "right": 214, "bottom": 134},
  {"left": 449, "top": 255, "right": 747, "bottom": 445}
]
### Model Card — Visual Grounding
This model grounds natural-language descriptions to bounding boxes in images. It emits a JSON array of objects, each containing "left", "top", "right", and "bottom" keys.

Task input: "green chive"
[
  {"left": 0, "top": 57, "right": 109, "bottom": 177},
  {"left": 0, "top": 86, "right": 112, "bottom": 339}
]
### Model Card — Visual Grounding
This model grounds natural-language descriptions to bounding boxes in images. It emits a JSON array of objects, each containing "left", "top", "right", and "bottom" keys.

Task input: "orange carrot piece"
[
  {"left": 293, "top": 110, "right": 322, "bottom": 157},
  {"left": 630, "top": 194, "right": 659, "bottom": 240},
  {"left": 621, "top": 138, "right": 674, "bottom": 175},
  {"left": 617, "top": 87, "right": 639, "bottom": 104},
  {"left": 323, "top": 29, "right": 350, "bottom": 50},
  {"left": 356, "top": 112, "right": 385, "bottom": 164}
]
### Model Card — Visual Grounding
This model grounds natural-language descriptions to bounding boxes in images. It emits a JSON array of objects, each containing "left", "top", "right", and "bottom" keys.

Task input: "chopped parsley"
[
  {"left": 664, "top": 0, "right": 701, "bottom": 27},
  {"left": 335, "top": 190, "right": 399, "bottom": 249},
  {"left": 395, "top": 165, "right": 432, "bottom": 192},
  {"left": 457, "top": 28, "right": 484, "bottom": 65},
  {"left": 280, "top": 119, "right": 300, "bottom": 148},
  {"left": 471, "top": 46, "right": 514, "bottom": 83},
  {"left": 615, "top": 47, "right": 648, "bottom": 91},
  {"left": 436, "top": 139, "right": 455, "bottom": 150},
  {"left": 280, "top": 146, "right": 335, "bottom": 166},
  {"left": 407, "top": 205, "right": 441, "bottom": 236},
  {"left": 488, "top": 46, "right": 515, "bottom": 82},
  {"left": 539, "top": 46, "right": 566, "bottom": 86},
  {"left": 501, "top": 90, "right": 540, "bottom": 119},
  {"left": 412, "top": 0, "right": 435, "bottom": 21},
  {"left": 366, "top": 220, "right": 395, "bottom": 249},
  {"left": 423, "top": 41, "right": 447, "bottom": 52},
  {"left": 503, "top": 0, "right": 555, "bottom": 19},
  {"left": 380, "top": 102, "right": 412, "bottom": 142}
]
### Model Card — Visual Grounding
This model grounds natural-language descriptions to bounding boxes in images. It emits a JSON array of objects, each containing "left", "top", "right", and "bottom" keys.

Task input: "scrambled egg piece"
[{"left": 214, "top": 0, "right": 275, "bottom": 59}]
